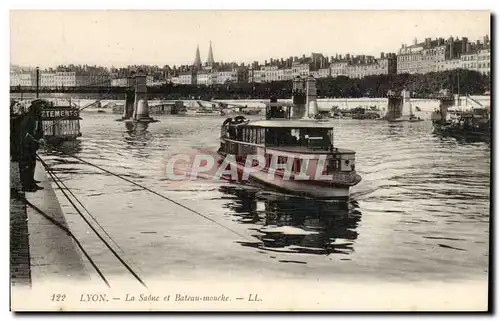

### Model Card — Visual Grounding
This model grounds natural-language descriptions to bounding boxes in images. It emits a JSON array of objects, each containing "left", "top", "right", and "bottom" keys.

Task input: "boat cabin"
[{"left": 222, "top": 120, "right": 334, "bottom": 152}]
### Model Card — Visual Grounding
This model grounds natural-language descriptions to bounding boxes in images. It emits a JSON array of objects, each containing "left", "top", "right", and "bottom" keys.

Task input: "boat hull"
[
  {"left": 433, "top": 123, "right": 490, "bottom": 142},
  {"left": 215, "top": 155, "right": 359, "bottom": 200},
  {"left": 248, "top": 170, "right": 352, "bottom": 199}
]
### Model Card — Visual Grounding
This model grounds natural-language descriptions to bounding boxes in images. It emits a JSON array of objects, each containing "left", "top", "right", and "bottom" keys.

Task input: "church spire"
[
  {"left": 207, "top": 41, "right": 215, "bottom": 66},
  {"left": 194, "top": 45, "right": 201, "bottom": 69}
]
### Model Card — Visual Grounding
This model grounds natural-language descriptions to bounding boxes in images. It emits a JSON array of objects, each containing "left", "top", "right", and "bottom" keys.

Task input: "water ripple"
[{"left": 39, "top": 114, "right": 490, "bottom": 281}]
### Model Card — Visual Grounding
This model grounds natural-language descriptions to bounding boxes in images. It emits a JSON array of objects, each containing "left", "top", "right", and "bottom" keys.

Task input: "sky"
[{"left": 10, "top": 10, "right": 491, "bottom": 68}]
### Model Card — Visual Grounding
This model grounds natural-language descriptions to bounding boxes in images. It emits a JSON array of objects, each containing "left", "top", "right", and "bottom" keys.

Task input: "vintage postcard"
[{"left": 9, "top": 9, "right": 491, "bottom": 312}]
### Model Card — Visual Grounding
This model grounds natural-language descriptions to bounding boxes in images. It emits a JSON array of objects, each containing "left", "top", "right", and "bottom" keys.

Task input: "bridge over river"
[{"left": 10, "top": 90, "right": 489, "bottom": 114}]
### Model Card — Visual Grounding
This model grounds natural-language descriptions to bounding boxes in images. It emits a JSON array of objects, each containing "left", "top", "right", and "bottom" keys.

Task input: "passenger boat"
[
  {"left": 216, "top": 76, "right": 362, "bottom": 200},
  {"left": 183, "top": 100, "right": 223, "bottom": 116}
]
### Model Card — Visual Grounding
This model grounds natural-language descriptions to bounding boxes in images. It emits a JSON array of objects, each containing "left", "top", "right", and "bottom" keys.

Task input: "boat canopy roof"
[{"left": 244, "top": 119, "right": 334, "bottom": 129}]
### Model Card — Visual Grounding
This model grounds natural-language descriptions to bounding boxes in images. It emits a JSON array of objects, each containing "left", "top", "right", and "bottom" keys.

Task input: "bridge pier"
[
  {"left": 117, "top": 71, "right": 158, "bottom": 124},
  {"left": 385, "top": 90, "right": 403, "bottom": 120}
]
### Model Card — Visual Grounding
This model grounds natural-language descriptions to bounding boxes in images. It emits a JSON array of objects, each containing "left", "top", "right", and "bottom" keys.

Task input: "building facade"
[
  {"left": 10, "top": 72, "right": 34, "bottom": 86},
  {"left": 111, "top": 78, "right": 128, "bottom": 87},
  {"left": 196, "top": 71, "right": 215, "bottom": 86},
  {"left": 40, "top": 73, "right": 57, "bottom": 87},
  {"left": 476, "top": 48, "right": 491, "bottom": 75},
  {"left": 216, "top": 70, "right": 237, "bottom": 84},
  {"left": 178, "top": 72, "right": 197, "bottom": 85},
  {"left": 396, "top": 36, "right": 490, "bottom": 75},
  {"left": 330, "top": 61, "right": 349, "bottom": 77}
]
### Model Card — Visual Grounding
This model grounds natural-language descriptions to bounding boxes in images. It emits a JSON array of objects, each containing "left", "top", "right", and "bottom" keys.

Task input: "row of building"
[
  {"left": 10, "top": 35, "right": 491, "bottom": 88},
  {"left": 163, "top": 34, "right": 491, "bottom": 85},
  {"left": 10, "top": 70, "right": 156, "bottom": 88}
]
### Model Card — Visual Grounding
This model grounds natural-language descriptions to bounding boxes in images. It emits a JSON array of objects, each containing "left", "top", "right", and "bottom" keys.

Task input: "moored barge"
[{"left": 40, "top": 99, "right": 82, "bottom": 144}]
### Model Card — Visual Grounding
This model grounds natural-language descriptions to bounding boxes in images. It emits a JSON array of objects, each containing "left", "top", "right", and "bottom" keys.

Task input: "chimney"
[
  {"left": 461, "top": 37, "right": 468, "bottom": 54},
  {"left": 380, "top": 52, "right": 385, "bottom": 59}
]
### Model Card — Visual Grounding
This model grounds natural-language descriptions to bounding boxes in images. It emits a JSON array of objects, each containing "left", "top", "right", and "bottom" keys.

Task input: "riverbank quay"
[
  {"left": 10, "top": 158, "right": 90, "bottom": 294},
  {"left": 27, "top": 162, "right": 90, "bottom": 284},
  {"left": 10, "top": 161, "right": 31, "bottom": 287}
]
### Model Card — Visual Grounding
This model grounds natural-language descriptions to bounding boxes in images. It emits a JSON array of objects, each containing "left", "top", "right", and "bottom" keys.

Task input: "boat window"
[
  {"left": 253, "top": 128, "right": 259, "bottom": 144},
  {"left": 265, "top": 127, "right": 333, "bottom": 149}
]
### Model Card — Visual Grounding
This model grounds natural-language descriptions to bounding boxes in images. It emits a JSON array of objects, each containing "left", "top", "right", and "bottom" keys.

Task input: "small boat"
[
  {"left": 433, "top": 107, "right": 490, "bottom": 141},
  {"left": 185, "top": 108, "right": 223, "bottom": 116}
]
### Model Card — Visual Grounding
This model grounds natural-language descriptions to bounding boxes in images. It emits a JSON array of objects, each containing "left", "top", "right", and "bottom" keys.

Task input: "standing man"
[{"left": 19, "top": 100, "right": 44, "bottom": 192}]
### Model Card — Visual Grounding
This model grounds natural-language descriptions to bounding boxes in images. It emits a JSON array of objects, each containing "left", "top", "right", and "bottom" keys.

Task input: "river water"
[{"left": 40, "top": 113, "right": 490, "bottom": 285}]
